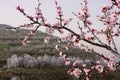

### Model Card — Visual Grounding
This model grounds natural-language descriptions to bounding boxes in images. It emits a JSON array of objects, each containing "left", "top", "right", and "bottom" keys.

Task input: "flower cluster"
[
  {"left": 6, "top": 54, "right": 92, "bottom": 68},
  {"left": 15, "top": 0, "right": 120, "bottom": 80},
  {"left": 101, "top": 5, "right": 111, "bottom": 13},
  {"left": 110, "top": 0, "right": 120, "bottom": 8},
  {"left": 54, "top": 0, "right": 63, "bottom": 18},
  {"left": 97, "top": 2, "right": 120, "bottom": 45},
  {"left": 75, "top": 0, "right": 92, "bottom": 27}
]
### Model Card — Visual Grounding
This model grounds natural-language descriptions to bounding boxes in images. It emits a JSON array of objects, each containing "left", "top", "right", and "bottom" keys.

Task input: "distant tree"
[{"left": 12, "top": 0, "right": 120, "bottom": 79}]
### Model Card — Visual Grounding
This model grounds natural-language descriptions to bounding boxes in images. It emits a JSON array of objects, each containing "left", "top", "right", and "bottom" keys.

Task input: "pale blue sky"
[
  {"left": 0, "top": 0, "right": 110, "bottom": 37},
  {"left": 0, "top": 0, "right": 109, "bottom": 27}
]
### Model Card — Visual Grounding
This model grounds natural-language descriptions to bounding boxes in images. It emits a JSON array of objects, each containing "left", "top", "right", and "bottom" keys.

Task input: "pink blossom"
[
  {"left": 35, "top": 14, "right": 42, "bottom": 19},
  {"left": 44, "top": 36, "right": 50, "bottom": 44},
  {"left": 68, "top": 69, "right": 73, "bottom": 75},
  {"left": 56, "top": 6, "right": 63, "bottom": 17},
  {"left": 83, "top": 68, "right": 90, "bottom": 75},
  {"left": 95, "top": 64, "right": 104, "bottom": 73},
  {"left": 109, "top": 55, "right": 115, "bottom": 61},
  {"left": 82, "top": 64, "right": 87, "bottom": 68},
  {"left": 109, "top": 17, "right": 118, "bottom": 26},
  {"left": 73, "top": 60, "right": 79, "bottom": 67},
  {"left": 65, "top": 46, "right": 69, "bottom": 50},
  {"left": 55, "top": 45, "right": 60, "bottom": 50},
  {"left": 80, "top": 32, "right": 85, "bottom": 39},
  {"left": 73, "top": 68, "right": 82, "bottom": 78},
  {"left": 16, "top": 6, "right": 20, "bottom": 10},
  {"left": 26, "top": 40, "right": 31, "bottom": 43},
  {"left": 16, "top": 6, "right": 24, "bottom": 13},
  {"left": 59, "top": 51, "right": 63, "bottom": 56},
  {"left": 57, "top": 6, "right": 61, "bottom": 12},
  {"left": 45, "top": 27, "right": 54, "bottom": 35},
  {"left": 107, "top": 56, "right": 116, "bottom": 70},
  {"left": 63, "top": 54, "right": 66, "bottom": 59},
  {"left": 116, "top": 0, "right": 120, "bottom": 8},
  {"left": 86, "top": 20, "right": 92, "bottom": 26},
  {"left": 107, "top": 61, "right": 116, "bottom": 70},
  {"left": 24, "top": 36, "right": 29, "bottom": 41},
  {"left": 96, "top": 61, "right": 100, "bottom": 64},
  {"left": 21, "top": 40, "right": 27, "bottom": 45},
  {"left": 53, "top": 21, "right": 60, "bottom": 27},
  {"left": 77, "top": 12, "right": 83, "bottom": 20},
  {"left": 83, "top": 64, "right": 90, "bottom": 75},
  {"left": 35, "top": 9, "right": 42, "bottom": 15},
  {"left": 63, "top": 18, "right": 72, "bottom": 25},
  {"left": 82, "top": 6, "right": 88, "bottom": 13},
  {"left": 101, "top": 5, "right": 111, "bottom": 12},
  {"left": 65, "top": 60, "right": 71, "bottom": 66},
  {"left": 73, "top": 36, "right": 79, "bottom": 43},
  {"left": 85, "top": 77, "right": 89, "bottom": 80},
  {"left": 30, "top": 31, "right": 35, "bottom": 36},
  {"left": 44, "top": 22, "right": 51, "bottom": 27}
]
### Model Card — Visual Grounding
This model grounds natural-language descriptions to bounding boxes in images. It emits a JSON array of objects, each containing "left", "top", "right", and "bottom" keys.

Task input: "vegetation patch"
[{"left": 0, "top": 44, "right": 10, "bottom": 51}]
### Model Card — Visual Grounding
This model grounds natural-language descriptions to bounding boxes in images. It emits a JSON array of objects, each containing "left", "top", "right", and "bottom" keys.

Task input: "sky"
[
  {"left": 0, "top": 0, "right": 110, "bottom": 37},
  {"left": 0, "top": 0, "right": 109, "bottom": 27},
  {"left": 0, "top": 0, "right": 119, "bottom": 57}
]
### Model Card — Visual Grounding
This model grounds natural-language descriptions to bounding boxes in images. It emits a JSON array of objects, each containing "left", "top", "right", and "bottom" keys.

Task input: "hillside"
[
  {"left": 0, "top": 24, "right": 97, "bottom": 59},
  {"left": 0, "top": 24, "right": 119, "bottom": 80},
  {"left": 0, "top": 24, "right": 56, "bottom": 46},
  {"left": 0, "top": 24, "right": 102, "bottom": 80}
]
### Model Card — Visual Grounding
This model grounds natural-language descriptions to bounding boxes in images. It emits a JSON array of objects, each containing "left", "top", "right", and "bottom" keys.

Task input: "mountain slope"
[
  {"left": 0, "top": 24, "right": 103, "bottom": 80},
  {"left": 0, "top": 24, "right": 97, "bottom": 61}
]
